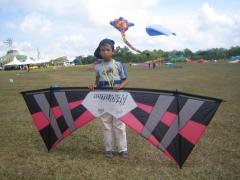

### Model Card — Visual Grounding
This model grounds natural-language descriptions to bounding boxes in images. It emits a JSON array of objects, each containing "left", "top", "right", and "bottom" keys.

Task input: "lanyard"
[{"left": 102, "top": 59, "right": 115, "bottom": 87}]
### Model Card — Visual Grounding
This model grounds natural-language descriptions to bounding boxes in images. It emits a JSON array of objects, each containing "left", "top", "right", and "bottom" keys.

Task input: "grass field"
[{"left": 0, "top": 62, "right": 239, "bottom": 180}]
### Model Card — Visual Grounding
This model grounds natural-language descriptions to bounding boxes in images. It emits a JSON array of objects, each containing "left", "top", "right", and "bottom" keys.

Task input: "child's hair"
[{"left": 94, "top": 38, "right": 115, "bottom": 59}]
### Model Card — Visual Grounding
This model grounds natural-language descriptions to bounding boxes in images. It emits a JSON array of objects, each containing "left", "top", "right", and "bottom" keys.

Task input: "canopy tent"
[
  {"left": 197, "top": 59, "right": 207, "bottom": 64},
  {"left": 64, "top": 57, "right": 76, "bottom": 66},
  {"left": 230, "top": 55, "right": 240, "bottom": 61},
  {"left": 164, "top": 62, "right": 177, "bottom": 68},
  {"left": 67, "top": 57, "right": 76, "bottom": 63},
  {"left": 21, "top": 57, "right": 35, "bottom": 65},
  {"left": 4, "top": 57, "right": 22, "bottom": 66},
  {"left": 229, "top": 60, "right": 240, "bottom": 64},
  {"left": 185, "top": 58, "right": 192, "bottom": 64}
]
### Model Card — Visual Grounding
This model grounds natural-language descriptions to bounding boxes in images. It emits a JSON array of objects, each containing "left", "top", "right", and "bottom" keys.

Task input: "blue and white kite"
[{"left": 146, "top": 25, "right": 176, "bottom": 36}]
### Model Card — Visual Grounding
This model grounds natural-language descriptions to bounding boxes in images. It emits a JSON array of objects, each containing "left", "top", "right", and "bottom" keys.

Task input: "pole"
[{"left": 176, "top": 89, "right": 182, "bottom": 168}]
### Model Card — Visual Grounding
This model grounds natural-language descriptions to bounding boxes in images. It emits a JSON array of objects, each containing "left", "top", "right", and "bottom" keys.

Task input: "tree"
[
  {"left": 70, "top": 46, "right": 240, "bottom": 64},
  {"left": 227, "top": 46, "right": 240, "bottom": 58},
  {"left": 184, "top": 48, "right": 193, "bottom": 58},
  {"left": 81, "top": 55, "right": 95, "bottom": 64},
  {"left": 74, "top": 56, "right": 83, "bottom": 64}
]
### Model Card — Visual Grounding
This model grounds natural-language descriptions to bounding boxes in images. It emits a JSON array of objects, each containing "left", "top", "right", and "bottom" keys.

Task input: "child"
[{"left": 89, "top": 38, "right": 128, "bottom": 158}]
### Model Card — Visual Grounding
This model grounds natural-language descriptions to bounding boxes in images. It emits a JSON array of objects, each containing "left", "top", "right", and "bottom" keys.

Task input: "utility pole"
[
  {"left": 37, "top": 48, "right": 40, "bottom": 60},
  {"left": 4, "top": 38, "right": 13, "bottom": 50}
]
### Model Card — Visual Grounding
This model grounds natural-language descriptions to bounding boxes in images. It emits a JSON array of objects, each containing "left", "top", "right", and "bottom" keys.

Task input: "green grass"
[{"left": 0, "top": 62, "right": 239, "bottom": 180}]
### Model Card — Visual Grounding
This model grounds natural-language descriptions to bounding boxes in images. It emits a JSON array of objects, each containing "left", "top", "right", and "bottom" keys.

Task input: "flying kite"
[
  {"left": 21, "top": 87, "right": 222, "bottom": 168},
  {"left": 110, "top": 17, "right": 146, "bottom": 54},
  {"left": 146, "top": 25, "right": 176, "bottom": 36}
]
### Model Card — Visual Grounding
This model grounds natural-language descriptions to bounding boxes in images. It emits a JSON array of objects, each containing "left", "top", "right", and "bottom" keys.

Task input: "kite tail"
[{"left": 121, "top": 32, "right": 147, "bottom": 55}]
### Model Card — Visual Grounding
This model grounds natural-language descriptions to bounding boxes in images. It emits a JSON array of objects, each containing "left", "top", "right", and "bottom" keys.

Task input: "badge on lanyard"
[{"left": 102, "top": 59, "right": 115, "bottom": 87}]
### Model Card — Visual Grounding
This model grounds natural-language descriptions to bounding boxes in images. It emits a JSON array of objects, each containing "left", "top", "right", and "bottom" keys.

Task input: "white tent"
[
  {"left": 165, "top": 62, "right": 173, "bottom": 65},
  {"left": 229, "top": 60, "right": 240, "bottom": 64},
  {"left": 21, "top": 57, "right": 35, "bottom": 65},
  {"left": 67, "top": 57, "right": 76, "bottom": 63},
  {"left": 63, "top": 57, "right": 76, "bottom": 66},
  {"left": 4, "top": 57, "right": 22, "bottom": 66}
]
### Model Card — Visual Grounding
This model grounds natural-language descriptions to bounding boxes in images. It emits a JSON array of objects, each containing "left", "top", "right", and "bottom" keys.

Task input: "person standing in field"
[
  {"left": 153, "top": 62, "right": 156, "bottom": 69},
  {"left": 89, "top": 38, "right": 128, "bottom": 158}
]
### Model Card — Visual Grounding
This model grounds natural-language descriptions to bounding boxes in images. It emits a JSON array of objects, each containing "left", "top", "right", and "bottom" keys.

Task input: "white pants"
[{"left": 100, "top": 113, "right": 127, "bottom": 152}]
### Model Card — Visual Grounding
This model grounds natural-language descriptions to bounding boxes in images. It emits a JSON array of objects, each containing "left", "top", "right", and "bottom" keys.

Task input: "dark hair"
[{"left": 94, "top": 38, "right": 115, "bottom": 59}]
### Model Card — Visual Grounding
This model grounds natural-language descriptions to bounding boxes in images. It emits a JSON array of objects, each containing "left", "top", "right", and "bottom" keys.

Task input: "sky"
[{"left": 0, "top": 0, "right": 239, "bottom": 59}]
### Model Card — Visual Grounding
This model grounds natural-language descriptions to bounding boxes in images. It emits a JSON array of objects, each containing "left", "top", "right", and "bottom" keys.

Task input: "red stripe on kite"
[
  {"left": 49, "top": 139, "right": 60, "bottom": 152},
  {"left": 161, "top": 112, "right": 177, "bottom": 127},
  {"left": 74, "top": 111, "right": 95, "bottom": 129},
  {"left": 148, "top": 135, "right": 160, "bottom": 147},
  {"left": 136, "top": 102, "right": 153, "bottom": 113},
  {"left": 163, "top": 150, "right": 177, "bottom": 164},
  {"left": 63, "top": 128, "right": 71, "bottom": 138},
  {"left": 69, "top": 100, "right": 83, "bottom": 109},
  {"left": 180, "top": 120, "right": 207, "bottom": 145},
  {"left": 51, "top": 100, "right": 83, "bottom": 119},
  {"left": 31, "top": 112, "right": 50, "bottom": 131},
  {"left": 119, "top": 112, "right": 144, "bottom": 134},
  {"left": 52, "top": 106, "right": 62, "bottom": 119}
]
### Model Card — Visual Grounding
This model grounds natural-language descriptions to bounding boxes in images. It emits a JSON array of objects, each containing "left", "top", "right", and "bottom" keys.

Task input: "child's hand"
[
  {"left": 113, "top": 85, "right": 121, "bottom": 91},
  {"left": 88, "top": 84, "right": 97, "bottom": 91},
  {"left": 114, "top": 80, "right": 128, "bottom": 91}
]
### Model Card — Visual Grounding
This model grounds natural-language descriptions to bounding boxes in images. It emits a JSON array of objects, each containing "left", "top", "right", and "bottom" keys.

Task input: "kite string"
[{"left": 121, "top": 32, "right": 142, "bottom": 54}]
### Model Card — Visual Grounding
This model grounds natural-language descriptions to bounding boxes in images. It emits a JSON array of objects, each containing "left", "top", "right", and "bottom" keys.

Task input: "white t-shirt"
[{"left": 95, "top": 59, "right": 127, "bottom": 87}]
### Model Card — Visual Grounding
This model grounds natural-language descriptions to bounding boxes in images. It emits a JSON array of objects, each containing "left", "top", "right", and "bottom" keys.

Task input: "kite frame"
[
  {"left": 21, "top": 87, "right": 223, "bottom": 103},
  {"left": 21, "top": 87, "right": 222, "bottom": 168}
]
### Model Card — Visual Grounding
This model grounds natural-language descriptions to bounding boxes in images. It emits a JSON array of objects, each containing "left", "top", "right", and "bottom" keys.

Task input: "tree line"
[{"left": 74, "top": 46, "right": 240, "bottom": 65}]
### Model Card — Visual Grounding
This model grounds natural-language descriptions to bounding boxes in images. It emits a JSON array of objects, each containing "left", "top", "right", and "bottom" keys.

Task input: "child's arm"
[
  {"left": 114, "top": 62, "right": 128, "bottom": 90},
  {"left": 114, "top": 79, "right": 128, "bottom": 90},
  {"left": 88, "top": 76, "right": 99, "bottom": 90}
]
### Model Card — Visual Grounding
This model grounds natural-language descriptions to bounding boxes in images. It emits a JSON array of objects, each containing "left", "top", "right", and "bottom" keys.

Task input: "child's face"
[{"left": 100, "top": 44, "right": 113, "bottom": 61}]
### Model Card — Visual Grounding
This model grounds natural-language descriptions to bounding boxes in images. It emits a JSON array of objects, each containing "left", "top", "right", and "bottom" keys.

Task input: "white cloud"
[
  {"left": 194, "top": 3, "right": 240, "bottom": 49},
  {"left": 84, "top": 0, "right": 158, "bottom": 26},
  {"left": 200, "top": 3, "right": 234, "bottom": 27},
  {"left": 60, "top": 35, "right": 89, "bottom": 49},
  {"left": 13, "top": 41, "right": 36, "bottom": 57},
  {"left": 5, "top": 22, "right": 17, "bottom": 29},
  {"left": 0, "top": 0, "right": 87, "bottom": 17},
  {"left": 140, "top": 3, "right": 240, "bottom": 51},
  {"left": 1, "top": 1, "right": 239, "bottom": 57},
  {"left": 20, "top": 12, "right": 52, "bottom": 34},
  {"left": 0, "top": 43, "right": 7, "bottom": 57},
  {"left": 17, "top": 42, "right": 35, "bottom": 52},
  {"left": 44, "top": 34, "right": 92, "bottom": 57}
]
